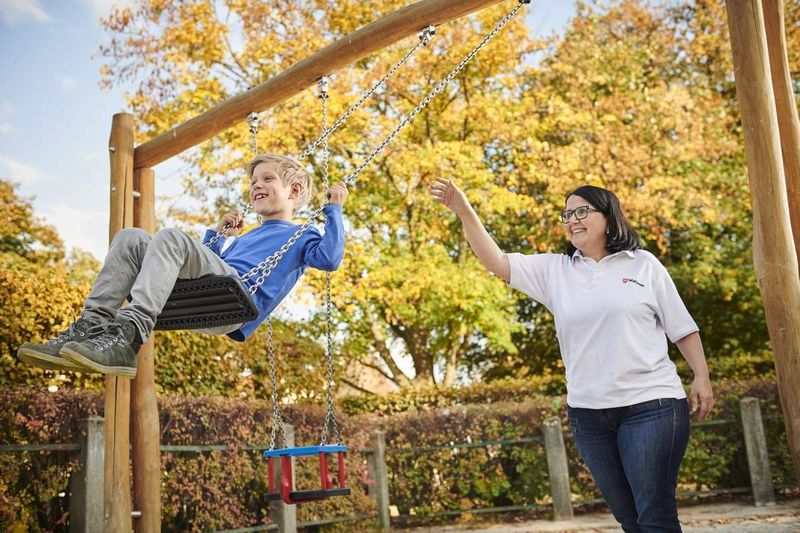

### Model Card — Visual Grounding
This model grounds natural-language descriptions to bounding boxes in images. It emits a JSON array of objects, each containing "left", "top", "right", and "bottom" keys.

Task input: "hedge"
[
  {"left": 1, "top": 388, "right": 375, "bottom": 532},
  {"left": 340, "top": 376, "right": 565, "bottom": 416},
  {"left": 1, "top": 379, "right": 794, "bottom": 531}
]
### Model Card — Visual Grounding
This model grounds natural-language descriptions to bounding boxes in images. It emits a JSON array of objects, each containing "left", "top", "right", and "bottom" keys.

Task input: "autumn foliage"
[
  {"left": 93, "top": 0, "right": 799, "bottom": 389},
  {"left": 2, "top": 0, "right": 800, "bottom": 525}
]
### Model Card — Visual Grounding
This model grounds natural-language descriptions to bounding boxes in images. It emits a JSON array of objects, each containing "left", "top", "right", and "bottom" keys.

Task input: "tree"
[
  {"left": 0, "top": 179, "right": 63, "bottom": 264},
  {"left": 100, "top": 0, "right": 536, "bottom": 388},
  {"left": 0, "top": 179, "right": 104, "bottom": 389},
  {"left": 152, "top": 321, "right": 329, "bottom": 401},
  {"left": 98, "top": 0, "right": 789, "bottom": 391}
]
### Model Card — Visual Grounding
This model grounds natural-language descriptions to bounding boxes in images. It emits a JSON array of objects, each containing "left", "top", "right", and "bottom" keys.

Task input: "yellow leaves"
[
  {"left": 87, "top": 0, "right": 782, "bottom": 386},
  {"left": 0, "top": 254, "right": 105, "bottom": 389},
  {"left": 0, "top": 180, "right": 65, "bottom": 264}
]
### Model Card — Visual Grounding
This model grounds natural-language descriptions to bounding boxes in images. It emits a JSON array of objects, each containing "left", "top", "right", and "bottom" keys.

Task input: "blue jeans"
[{"left": 568, "top": 398, "right": 690, "bottom": 533}]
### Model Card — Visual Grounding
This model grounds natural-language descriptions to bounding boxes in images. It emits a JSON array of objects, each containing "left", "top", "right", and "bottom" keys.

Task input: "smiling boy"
[{"left": 17, "top": 153, "right": 347, "bottom": 378}]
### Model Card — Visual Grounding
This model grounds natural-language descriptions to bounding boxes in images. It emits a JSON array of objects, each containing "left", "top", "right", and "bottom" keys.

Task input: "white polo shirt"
[{"left": 507, "top": 249, "right": 698, "bottom": 409}]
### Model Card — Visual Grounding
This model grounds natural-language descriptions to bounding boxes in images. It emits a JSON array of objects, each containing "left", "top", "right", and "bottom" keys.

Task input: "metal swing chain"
[
  {"left": 207, "top": 25, "right": 437, "bottom": 259},
  {"left": 319, "top": 76, "right": 331, "bottom": 191},
  {"left": 248, "top": 111, "right": 260, "bottom": 154},
  {"left": 228, "top": 112, "right": 288, "bottom": 452},
  {"left": 204, "top": 112, "right": 260, "bottom": 248},
  {"left": 295, "top": 26, "right": 436, "bottom": 163},
  {"left": 317, "top": 77, "right": 341, "bottom": 446},
  {"left": 240, "top": 1, "right": 529, "bottom": 294},
  {"left": 267, "top": 318, "right": 289, "bottom": 450}
]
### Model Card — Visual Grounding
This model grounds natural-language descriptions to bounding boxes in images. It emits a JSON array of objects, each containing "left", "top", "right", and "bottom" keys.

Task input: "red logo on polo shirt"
[{"left": 622, "top": 277, "right": 645, "bottom": 287}]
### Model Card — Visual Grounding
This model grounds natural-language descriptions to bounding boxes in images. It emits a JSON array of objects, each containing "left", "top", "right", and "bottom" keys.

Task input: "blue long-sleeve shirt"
[{"left": 203, "top": 204, "right": 345, "bottom": 342}]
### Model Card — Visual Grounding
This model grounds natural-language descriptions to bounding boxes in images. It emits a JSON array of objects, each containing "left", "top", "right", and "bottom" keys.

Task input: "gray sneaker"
[
  {"left": 60, "top": 319, "right": 142, "bottom": 379},
  {"left": 17, "top": 317, "right": 103, "bottom": 371}
]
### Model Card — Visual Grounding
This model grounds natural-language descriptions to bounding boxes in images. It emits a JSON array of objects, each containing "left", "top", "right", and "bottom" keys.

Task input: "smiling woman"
[
  {"left": 429, "top": 178, "right": 714, "bottom": 530},
  {"left": 562, "top": 185, "right": 643, "bottom": 262}
]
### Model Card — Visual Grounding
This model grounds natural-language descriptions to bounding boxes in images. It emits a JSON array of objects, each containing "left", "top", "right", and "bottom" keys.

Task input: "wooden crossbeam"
[{"left": 133, "top": 0, "right": 509, "bottom": 169}]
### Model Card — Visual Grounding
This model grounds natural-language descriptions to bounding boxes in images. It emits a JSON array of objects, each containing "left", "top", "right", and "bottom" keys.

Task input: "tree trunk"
[{"left": 726, "top": 0, "right": 800, "bottom": 483}]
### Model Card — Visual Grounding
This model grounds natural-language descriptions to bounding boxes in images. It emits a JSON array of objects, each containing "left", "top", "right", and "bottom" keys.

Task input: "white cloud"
[
  {"left": 0, "top": 0, "right": 51, "bottom": 25},
  {"left": 81, "top": 0, "right": 134, "bottom": 19},
  {"left": 0, "top": 121, "right": 11, "bottom": 134},
  {"left": 0, "top": 153, "right": 51, "bottom": 185},
  {"left": 39, "top": 203, "right": 109, "bottom": 259},
  {"left": 58, "top": 75, "right": 77, "bottom": 91}
]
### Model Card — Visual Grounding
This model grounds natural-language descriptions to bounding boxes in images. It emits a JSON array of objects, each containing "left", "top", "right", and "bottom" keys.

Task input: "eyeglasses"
[{"left": 559, "top": 205, "right": 600, "bottom": 224}]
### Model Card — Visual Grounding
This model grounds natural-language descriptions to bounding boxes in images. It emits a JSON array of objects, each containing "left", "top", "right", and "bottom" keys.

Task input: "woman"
[{"left": 429, "top": 179, "right": 714, "bottom": 532}]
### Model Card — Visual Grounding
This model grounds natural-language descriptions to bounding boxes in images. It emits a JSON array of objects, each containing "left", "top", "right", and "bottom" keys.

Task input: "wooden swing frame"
[
  {"left": 106, "top": 1, "right": 516, "bottom": 530},
  {"left": 102, "top": 0, "right": 800, "bottom": 531}
]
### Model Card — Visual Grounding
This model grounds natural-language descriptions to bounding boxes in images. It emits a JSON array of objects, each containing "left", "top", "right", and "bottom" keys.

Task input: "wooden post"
[
  {"left": 270, "top": 424, "right": 297, "bottom": 533},
  {"left": 70, "top": 416, "right": 104, "bottom": 533},
  {"left": 131, "top": 167, "right": 160, "bottom": 532},
  {"left": 740, "top": 398, "right": 776, "bottom": 506},
  {"left": 542, "top": 417, "right": 573, "bottom": 521},
  {"left": 368, "top": 431, "right": 390, "bottom": 531},
  {"left": 726, "top": 0, "right": 800, "bottom": 483},
  {"left": 105, "top": 112, "right": 135, "bottom": 532},
  {"left": 762, "top": 0, "right": 800, "bottom": 265}
]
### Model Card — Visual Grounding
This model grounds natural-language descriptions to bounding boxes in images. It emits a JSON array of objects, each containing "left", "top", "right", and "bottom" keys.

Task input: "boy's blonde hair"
[{"left": 247, "top": 153, "right": 313, "bottom": 212}]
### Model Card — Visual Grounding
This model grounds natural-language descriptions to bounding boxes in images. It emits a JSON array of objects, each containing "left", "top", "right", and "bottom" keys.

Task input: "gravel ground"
[{"left": 405, "top": 498, "right": 800, "bottom": 532}]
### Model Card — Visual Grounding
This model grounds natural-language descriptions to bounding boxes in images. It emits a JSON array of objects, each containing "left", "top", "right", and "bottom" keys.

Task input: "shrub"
[
  {"left": 0, "top": 388, "right": 374, "bottom": 532},
  {"left": 0, "top": 379, "right": 793, "bottom": 530}
]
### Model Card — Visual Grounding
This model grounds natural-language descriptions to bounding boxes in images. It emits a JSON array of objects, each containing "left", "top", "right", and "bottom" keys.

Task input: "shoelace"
[
  {"left": 47, "top": 320, "right": 89, "bottom": 345},
  {"left": 83, "top": 323, "right": 127, "bottom": 350}
]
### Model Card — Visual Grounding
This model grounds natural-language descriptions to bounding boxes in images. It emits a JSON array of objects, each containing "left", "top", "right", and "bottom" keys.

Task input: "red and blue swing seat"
[{"left": 263, "top": 445, "right": 350, "bottom": 504}]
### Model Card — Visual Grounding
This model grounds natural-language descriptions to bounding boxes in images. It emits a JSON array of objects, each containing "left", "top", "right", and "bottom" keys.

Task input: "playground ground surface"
[{"left": 406, "top": 496, "right": 800, "bottom": 532}]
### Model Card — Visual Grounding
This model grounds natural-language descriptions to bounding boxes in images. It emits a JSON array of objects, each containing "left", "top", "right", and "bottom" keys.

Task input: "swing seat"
[
  {"left": 264, "top": 445, "right": 350, "bottom": 505},
  {"left": 153, "top": 275, "right": 259, "bottom": 331}
]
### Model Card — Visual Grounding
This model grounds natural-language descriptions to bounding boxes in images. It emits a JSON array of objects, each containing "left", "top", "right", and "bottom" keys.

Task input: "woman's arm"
[
  {"left": 675, "top": 331, "right": 714, "bottom": 421},
  {"left": 429, "top": 178, "right": 510, "bottom": 283}
]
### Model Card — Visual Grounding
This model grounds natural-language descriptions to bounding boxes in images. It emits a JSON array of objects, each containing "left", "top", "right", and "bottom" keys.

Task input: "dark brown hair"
[{"left": 565, "top": 185, "right": 641, "bottom": 256}]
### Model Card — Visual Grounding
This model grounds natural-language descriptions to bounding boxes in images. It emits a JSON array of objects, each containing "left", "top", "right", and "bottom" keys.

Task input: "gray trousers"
[{"left": 83, "top": 227, "right": 241, "bottom": 341}]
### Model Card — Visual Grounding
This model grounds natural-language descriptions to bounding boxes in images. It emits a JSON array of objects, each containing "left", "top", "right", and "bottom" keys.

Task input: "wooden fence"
[{"left": 0, "top": 397, "right": 789, "bottom": 532}]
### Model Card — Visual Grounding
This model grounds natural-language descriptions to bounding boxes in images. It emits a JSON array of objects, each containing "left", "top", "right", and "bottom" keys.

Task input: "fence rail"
[{"left": 1, "top": 398, "right": 792, "bottom": 532}]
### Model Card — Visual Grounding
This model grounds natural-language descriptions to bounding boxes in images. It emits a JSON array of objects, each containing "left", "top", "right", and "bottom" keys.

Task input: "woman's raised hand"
[{"left": 429, "top": 178, "right": 470, "bottom": 216}]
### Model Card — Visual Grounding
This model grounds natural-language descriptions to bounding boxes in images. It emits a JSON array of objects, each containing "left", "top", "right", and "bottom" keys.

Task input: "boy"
[{"left": 17, "top": 153, "right": 347, "bottom": 379}]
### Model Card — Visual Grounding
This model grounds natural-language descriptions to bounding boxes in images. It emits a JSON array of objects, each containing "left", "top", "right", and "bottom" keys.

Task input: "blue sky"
[{"left": 0, "top": 0, "right": 576, "bottom": 260}]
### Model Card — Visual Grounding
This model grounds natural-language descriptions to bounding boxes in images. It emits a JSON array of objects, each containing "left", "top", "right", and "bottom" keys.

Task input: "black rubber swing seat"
[
  {"left": 288, "top": 487, "right": 351, "bottom": 501},
  {"left": 264, "top": 488, "right": 351, "bottom": 503},
  {"left": 153, "top": 275, "right": 259, "bottom": 331}
]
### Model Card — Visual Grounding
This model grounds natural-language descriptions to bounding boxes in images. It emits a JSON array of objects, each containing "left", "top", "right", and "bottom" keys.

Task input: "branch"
[
  {"left": 212, "top": 61, "right": 252, "bottom": 86},
  {"left": 358, "top": 360, "right": 396, "bottom": 382},
  {"left": 340, "top": 377, "right": 379, "bottom": 395},
  {"left": 378, "top": 157, "right": 404, "bottom": 198},
  {"left": 214, "top": 1, "right": 252, "bottom": 84},
  {"left": 370, "top": 321, "right": 411, "bottom": 385}
]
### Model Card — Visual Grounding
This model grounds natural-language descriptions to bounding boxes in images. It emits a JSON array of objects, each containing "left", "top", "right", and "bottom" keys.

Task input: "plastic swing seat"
[
  {"left": 263, "top": 445, "right": 350, "bottom": 504},
  {"left": 153, "top": 274, "right": 259, "bottom": 331}
]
